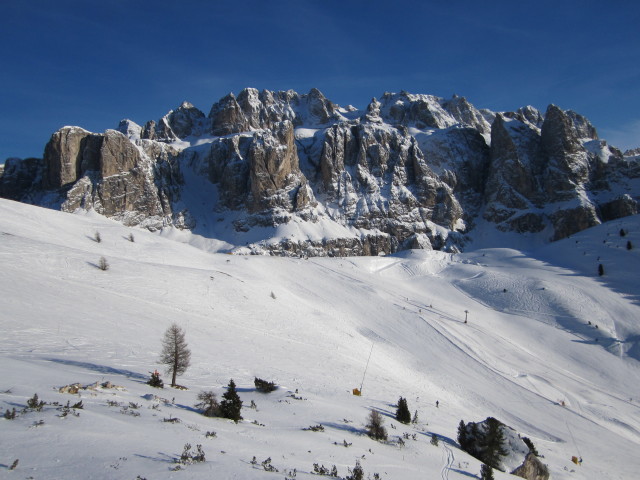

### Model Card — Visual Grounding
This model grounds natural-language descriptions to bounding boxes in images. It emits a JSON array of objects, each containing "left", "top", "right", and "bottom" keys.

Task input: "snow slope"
[{"left": 1, "top": 198, "right": 639, "bottom": 479}]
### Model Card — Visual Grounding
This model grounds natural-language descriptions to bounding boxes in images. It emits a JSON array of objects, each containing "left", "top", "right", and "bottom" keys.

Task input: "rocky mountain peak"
[{"left": 2, "top": 88, "right": 638, "bottom": 256}]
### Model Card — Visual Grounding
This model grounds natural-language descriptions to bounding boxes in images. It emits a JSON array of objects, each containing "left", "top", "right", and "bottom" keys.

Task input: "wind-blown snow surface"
[{"left": 1, "top": 198, "right": 639, "bottom": 480}]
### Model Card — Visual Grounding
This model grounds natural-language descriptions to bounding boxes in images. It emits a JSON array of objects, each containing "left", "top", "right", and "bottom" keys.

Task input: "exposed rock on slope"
[
  {"left": 1, "top": 88, "right": 638, "bottom": 255},
  {"left": 458, "top": 417, "right": 549, "bottom": 480}
]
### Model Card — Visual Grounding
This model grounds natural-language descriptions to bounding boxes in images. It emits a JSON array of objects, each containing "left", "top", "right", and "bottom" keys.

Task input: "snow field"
[{"left": 1, "top": 198, "right": 640, "bottom": 479}]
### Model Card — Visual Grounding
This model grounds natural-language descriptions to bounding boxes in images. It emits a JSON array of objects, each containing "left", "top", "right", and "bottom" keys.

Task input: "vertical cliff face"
[{"left": 1, "top": 89, "right": 638, "bottom": 255}]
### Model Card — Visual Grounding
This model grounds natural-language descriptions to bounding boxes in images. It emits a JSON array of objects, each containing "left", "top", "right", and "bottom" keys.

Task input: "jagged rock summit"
[{"left": 2, "top": 88, "right": 638, "bottom": 256}]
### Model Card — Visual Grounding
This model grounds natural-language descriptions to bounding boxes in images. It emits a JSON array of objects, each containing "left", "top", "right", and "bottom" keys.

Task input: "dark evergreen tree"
[
  {"left": 160, "top": 323, "right": 191, "bottom": 387},
  {"left": 483, "top": 417, "right": 508, "bottom": 469},
  {"left": 522, "top": 437, "right": 539, "bottom": 456},
  {"left": 254, "top": 377, "right": 277, "bottom": 393},
  {"left": 147, "top": 370, "right": 164, "bottom": 388},
  {"left": 627, "top": 240, "right": 633, "bottom": 250},
  {"left": 598, "top": 263, "right": 604, "bottom": 276},
  {"left": 219, "top": 379, "right": 243, "bottom": 422},
  {"left": 395, "top": 396, "right": 411, "bottom": 424},
  {"left": 620, "top": 228, "right": 626, "bottom": 237},
  {"left": 480, "top": 463, "right": 494, "bottom": 480},
  {"left": 457, "top": 420, "right": 468, "bottom": 448}
]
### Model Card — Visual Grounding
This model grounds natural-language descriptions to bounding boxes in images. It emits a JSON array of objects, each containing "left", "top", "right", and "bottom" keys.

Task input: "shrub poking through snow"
[
  {"left": 431, "top": 433, "right": 439, "bottom": 446},
  {"left": 195, "top": 391, "right": 220, "bottom": 418},
  {"left": 303, "top": 424, "right": 324, "bottom": 432},
  {"left": 26, "top": 393, "right": 45, "bottom": 411},
  {"left": 345, "top": 459, "right": 364, "bottom": 480},
  {"left": 58, "top": 400, "right": 82, "bottom": 417},
  {"left": 261, "top": 457, "right": 278, "bottom": 472},
  {"left": 313, "top": 463, "right": 338, "bottom": 476},
  {"left": 99, "top": 256, "right": 109, "bottom": 271},
  {"left": 365, "top": 409, "right": 387, "bottom": 441},
  {"left": 94, "top": 231, "right": 101, "bottom": 243},
  {"left": 147, "top": 370, "right": 164, "bottom": 388},
  {"left": 177, "top": 443, "right": 205, "bottom": 465},
  {"left": 254, "top": 377, "right": 277, "bottom": 393}
]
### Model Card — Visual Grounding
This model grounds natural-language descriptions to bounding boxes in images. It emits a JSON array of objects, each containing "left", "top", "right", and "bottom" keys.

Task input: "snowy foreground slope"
[{"left": 1, "top": 198, "right": 639, "bottom": 480}]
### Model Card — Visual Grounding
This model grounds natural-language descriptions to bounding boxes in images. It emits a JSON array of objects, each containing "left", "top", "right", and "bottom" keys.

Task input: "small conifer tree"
[
  {"left": 99, "top": 256, "right": 109, "bottom": 271},
  {"left": 598, "top": 263, "right": 604, "bottom": 276},
  {"left": 483, "top": 418, "right": 508, "bottom": 469},
  {"left": 395, "top": 396, "right": 411, "bottom": 424},
  {"left": 522, "top": 437, "right": 539, "bottom": 456},
  {"left": 219, "top": 379, "right": 243, "bottom": 422},
  {"left": 27, "top": 393, "right": 45, "bottom": 411},
  {"left": 627, "top": 240, "right": 633, "bottom": 250},
  {"left": 457, "top": 420, "right": 469, "bottom": 449},
  {"left": 159, "top": 323, "right": 191, "bottom": 387},
  {"left": 345, "top": 459, "right": 364, "bottom": 480},
  {"left": 365, "top": 409, "right": 387, "bottom": 441},
  {"left": 430, "top": 433, "right": 439, "bottom": 446},
  {"left": 147, "top": 370, "right": 164, "bottom": 388}
]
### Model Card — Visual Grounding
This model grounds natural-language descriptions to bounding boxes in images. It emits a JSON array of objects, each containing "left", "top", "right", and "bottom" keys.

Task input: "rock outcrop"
[
  {"left": 512, "top": 453, "right": 551, "bottom": 480},
  {"left": 2, "top": 88, "right": 638, "bottom": 255},
  {"left": 458, "top": 418, "right": 549, "bottom": 480}
]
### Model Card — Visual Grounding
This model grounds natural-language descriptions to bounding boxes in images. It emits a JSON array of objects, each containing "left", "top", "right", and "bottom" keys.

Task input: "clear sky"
[{"left": 1, "top": 0, "right": 639, "bottom": 160}]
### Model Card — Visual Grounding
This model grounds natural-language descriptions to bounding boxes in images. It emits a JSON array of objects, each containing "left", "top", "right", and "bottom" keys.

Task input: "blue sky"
[{"left": 1, "top": 0, "right": 639, "bottom": 159}]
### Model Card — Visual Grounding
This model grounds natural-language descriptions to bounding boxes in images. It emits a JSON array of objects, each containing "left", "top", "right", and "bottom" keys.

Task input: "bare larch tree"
[{"left": 160, "top": 323, "right": 191, "bottom": 387}]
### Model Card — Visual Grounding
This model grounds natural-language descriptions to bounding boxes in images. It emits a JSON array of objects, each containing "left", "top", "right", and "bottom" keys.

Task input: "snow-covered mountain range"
[
  {"left": 1, "top": 88, "right": 639, "bottom": 255},
  {"left": 1, "top": 198, "right": 639, "bottom": 479}
]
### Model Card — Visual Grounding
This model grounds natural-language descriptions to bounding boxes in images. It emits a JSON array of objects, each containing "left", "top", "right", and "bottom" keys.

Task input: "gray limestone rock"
[
  {"left": 511, "top": 453, "right": 550, "bottom": 480},
  {"left": 3, "top": 88, "right": 639, "bottom": 256}
]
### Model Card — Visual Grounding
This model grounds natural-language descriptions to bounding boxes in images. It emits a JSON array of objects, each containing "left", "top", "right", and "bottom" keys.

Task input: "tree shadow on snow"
[
  {"left": 44, "top": 358, "right": 147, "bottom": 381},
  {"left": 420, "top": 430, "right": 459, "bottom": 449},
  {"left": 235, "top": 386, "right": 257, "bottom": 393},
  {"left": 321, "top": 421, "right": 364, "bottom": 435},
  {"left": 450, "top": 468, "right": 477, "bottom": 478},
  {"left": 133, "top": 452, "right": 175, "bottom": 464},
  {"left": 173, "top": 402, "right": 200, "bottom": 414}
]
